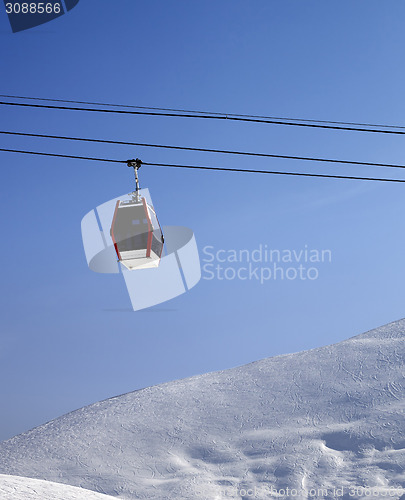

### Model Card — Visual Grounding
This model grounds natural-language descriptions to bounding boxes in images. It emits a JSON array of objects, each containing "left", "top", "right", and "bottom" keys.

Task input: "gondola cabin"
[{"left": 110, "top": 196, "right": 164, "bottom": 270}]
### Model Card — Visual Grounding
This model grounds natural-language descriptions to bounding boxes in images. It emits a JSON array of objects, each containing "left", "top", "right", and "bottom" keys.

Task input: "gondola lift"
[{"left": 110, "top": 159, "right": 164, "bottom": 271}]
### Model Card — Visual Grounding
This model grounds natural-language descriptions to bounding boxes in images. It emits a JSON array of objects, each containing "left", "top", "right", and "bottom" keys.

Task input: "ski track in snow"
[{"left": 1, "top": 320, "right": 405, "bottom": 498}]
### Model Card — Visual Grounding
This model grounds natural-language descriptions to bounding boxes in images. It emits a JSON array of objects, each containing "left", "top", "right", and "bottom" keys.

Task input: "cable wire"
[
  {"left": 2, "top": 129, "right": 405, "bottom": 171},
  {"left": 0, "top": 148, "right": 123, "bottom": 164},
  {"left": 1, "top": 93, "right": 404, "bottom": 130},
  {"left": 1, "top": 147, "right": 405, "bottom": 183},
  {"left": 2, "top": 100, "right": 405, "bottom": 135}
]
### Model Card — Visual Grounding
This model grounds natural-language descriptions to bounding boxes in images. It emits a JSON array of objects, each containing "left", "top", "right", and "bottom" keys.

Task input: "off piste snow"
[{"left": 0, "top": 319, "right": 405, "bottom": 499}]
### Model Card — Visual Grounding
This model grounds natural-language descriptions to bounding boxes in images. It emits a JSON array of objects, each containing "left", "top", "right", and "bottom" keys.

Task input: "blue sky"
[{"left": 1, "top": 1, "right": 405, "bottom": 441}]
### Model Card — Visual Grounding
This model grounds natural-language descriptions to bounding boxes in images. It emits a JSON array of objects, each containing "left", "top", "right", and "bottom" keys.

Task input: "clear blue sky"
[{"left": 1, "top": 1, "right": 405, "bottom": 441}]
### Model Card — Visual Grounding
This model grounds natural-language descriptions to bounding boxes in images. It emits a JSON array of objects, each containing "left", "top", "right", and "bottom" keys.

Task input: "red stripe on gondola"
[
  {"left": 142, "top": 197, "right": 153, "bottom": 258},
  {"left": 110, "top": 200, "right": 122, "bottom": 260}
]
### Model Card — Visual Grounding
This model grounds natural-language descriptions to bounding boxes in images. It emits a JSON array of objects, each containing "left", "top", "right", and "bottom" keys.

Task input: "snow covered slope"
[
  {"left": 1, "top": 320, "right": 405, "bottom": 499},
  {"left": 0, "top": 474, "right": 117, "bottom": 500}
]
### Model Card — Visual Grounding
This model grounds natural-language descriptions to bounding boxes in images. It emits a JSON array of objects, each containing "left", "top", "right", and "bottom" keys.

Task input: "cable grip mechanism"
[{"left": 127, "top": 158, "right": 142, "bottom": 201}]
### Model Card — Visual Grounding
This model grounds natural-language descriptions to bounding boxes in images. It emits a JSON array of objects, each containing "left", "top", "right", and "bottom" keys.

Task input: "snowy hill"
[
  {"left": 0, "top": 474, "right": 117, "bottom": 500},
  {"left": 1, "top": 320, "right": 405, "bottom": 499}
]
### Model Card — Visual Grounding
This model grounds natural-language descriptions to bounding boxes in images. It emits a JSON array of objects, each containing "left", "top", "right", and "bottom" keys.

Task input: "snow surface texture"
[
  {"left": 1, "top": 320, "right": 405, "bottom": 499},
  {"left": 0, "top": 474, "right": 117, "bottom": 500}
]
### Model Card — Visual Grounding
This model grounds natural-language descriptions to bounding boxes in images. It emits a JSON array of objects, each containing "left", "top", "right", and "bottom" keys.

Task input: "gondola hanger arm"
[{"left": 127, "top": 158, "right": 143, "bottom": 198}]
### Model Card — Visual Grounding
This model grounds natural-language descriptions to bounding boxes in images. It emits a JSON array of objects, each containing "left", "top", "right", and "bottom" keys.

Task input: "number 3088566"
[{"left": 5, "top": 3, "right": 62, "bottom": 14}]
